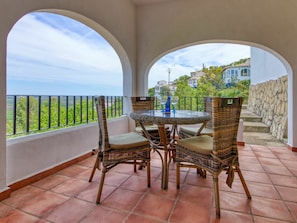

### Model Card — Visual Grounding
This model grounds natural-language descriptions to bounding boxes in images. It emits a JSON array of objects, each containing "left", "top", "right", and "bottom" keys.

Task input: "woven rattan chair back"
[
  {"left": 178, "top": 97, "right": 213, "bottom": 138},
  {"left": 131, "top": 96, "right": 155, "bottom": 126},
  {"left": 95, "top": 96, "right": 109, "bottom": 152},
  {"left": 212, "top": 97, "right": 242, "bottom": 154},
  {"left": 204, "top": 97, "right": 213, "bottom": 129}
]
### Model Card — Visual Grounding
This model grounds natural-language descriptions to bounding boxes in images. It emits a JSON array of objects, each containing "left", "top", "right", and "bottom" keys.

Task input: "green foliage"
[
  {"left": 148, "top": 88, "right": 155, "bottom": 96},
  {"left": 148, "top": 58, "right": 250, "bottom": 105}
]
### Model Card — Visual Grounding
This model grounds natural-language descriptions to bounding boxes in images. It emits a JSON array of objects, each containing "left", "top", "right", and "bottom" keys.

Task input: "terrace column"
[
  {"left": 0, "top": 33, "right": 9, "bottom": 197},
  {"left": 287, "top": 67, "right": 297, "bottom": 151}
]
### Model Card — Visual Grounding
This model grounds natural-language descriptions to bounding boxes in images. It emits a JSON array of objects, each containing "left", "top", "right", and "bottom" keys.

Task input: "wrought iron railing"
[
  {"left": 6, "top": 95, "right": 123, "bottom": 138},
  {"left": 6, "top": 95, "right": 204, "bottom": 138}
]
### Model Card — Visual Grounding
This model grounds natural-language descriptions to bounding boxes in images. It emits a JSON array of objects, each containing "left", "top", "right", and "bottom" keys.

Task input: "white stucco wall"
[
  {"left": 6, "top": 116, "right": 129, "bottom": 185},
  {"left": 250, "top": 47, "right": 287, "bottom": 84}
]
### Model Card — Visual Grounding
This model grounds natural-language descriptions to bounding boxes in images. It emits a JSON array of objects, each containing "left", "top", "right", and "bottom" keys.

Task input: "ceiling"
[{"left": 132, "top": 0, "right": 173, "bottom": 5}]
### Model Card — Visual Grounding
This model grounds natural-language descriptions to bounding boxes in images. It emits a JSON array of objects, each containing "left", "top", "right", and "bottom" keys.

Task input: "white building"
[
  {"left": 222, "top": 59, "right": 250, "bottom": 87},
  {"left": 187, "top": 71, "right": 205, "bottom": 88},
  {"left": 154, "top": 80, "right": 167, "bottom": 96}
]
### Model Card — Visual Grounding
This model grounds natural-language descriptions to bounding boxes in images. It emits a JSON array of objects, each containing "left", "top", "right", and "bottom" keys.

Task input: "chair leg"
[
  {"left": 196, "top": 168, "right": 206, "bottom": 178},
  {"left": 213, "top": 175, "right": 220, "bottom": 218},
  {"left": 176, "top": 162, "right": 180, "bottom": 189},
  {"left": 236, "top": 168, "right": 252, "bottom": 199},
  {"left": 147, "top": 160, "right": 151, "bottom": 187},
  {"left": 134, "top": 160, "right": 137, "bottom": 172},
  {"left": 96, "top": 167, "right": 107, "bottom": 204},
  {"left": 89, "top": 155, "right": 100, "bottom": 182}
]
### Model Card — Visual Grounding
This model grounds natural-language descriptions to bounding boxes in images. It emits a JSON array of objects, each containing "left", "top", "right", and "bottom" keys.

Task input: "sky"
[{"left": 7, "top": 12, "right": 250, "bottom": 96}]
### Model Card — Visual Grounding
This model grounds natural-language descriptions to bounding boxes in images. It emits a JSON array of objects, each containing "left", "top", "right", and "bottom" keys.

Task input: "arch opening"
[
  {"left": 7, "top": 11, "right": 132, "bottom": 96},
  {"left": 147, "top": 41, "right": 290, "bottom": 143}
]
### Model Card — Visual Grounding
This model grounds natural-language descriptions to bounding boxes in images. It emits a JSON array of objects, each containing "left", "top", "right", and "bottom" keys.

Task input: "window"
[{"left": 241, "top": 68, "right": 249, "bottom": 76}]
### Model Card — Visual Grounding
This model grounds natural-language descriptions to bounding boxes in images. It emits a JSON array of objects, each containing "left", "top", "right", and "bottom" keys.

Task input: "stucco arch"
[
  {"left": 0, "top": 3, "right": 137, "bottom": 192},
  {"left": 143, "top": 39, "right": 294, "bottom": 148}
]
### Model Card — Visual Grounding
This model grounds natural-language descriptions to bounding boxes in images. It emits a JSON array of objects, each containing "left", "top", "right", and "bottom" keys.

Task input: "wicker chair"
[
  {"left": 89, "top": 96, "right": 151, "bottom": 204},
  {"left": 179, "top": 97, "right": 213, "bottom": 138},
  {"left": 175, "top": 97, "right": 251, "bottom": 218},
  {"left": 131, "top": 96, "right": 160, "bottom": 138}
]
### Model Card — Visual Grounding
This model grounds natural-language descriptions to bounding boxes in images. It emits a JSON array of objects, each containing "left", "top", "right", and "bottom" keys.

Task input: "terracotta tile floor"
[{"left": 1, "top": 144, "right": 297, "bottom": 223}]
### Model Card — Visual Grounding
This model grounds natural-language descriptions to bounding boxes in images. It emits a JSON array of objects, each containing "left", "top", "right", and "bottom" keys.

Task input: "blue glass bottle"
[{"left": 165, "top": 94, "right": 171, "bottom": 113}]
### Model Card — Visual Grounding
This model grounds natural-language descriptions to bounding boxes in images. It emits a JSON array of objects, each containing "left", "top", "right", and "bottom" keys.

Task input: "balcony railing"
[
  {"left": 6, "top": 95, "right": 123, "bottom": 138},
  {"left": 6, "top": 95, "right": 204, "bottom": 138}
]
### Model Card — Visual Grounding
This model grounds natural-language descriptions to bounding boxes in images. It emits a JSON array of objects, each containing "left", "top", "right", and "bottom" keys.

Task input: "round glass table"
[{"left": 130, "top": 109, "right": 211, "bottom": 189}]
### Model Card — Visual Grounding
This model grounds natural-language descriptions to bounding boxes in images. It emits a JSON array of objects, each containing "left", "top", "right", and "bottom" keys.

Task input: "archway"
[
  {"left": 7, "top": 11, "right": 131, "bottom": 97},
  {"left": 147, "top": 41, "right": 290, "bottom": 143}
]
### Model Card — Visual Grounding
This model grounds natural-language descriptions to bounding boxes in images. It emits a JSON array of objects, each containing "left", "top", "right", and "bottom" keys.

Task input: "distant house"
[
  {"left": 222, "top": 59, "right": 250, "bottom": 87},
  {"left": 155, "top": 80, "right": 177, "bottom": 96},
  {"left": 154, "top": 80, "right": 167, "bottom": 96},
  {"left": 187, "top": 70, "right": 205, "bottom": 88}
]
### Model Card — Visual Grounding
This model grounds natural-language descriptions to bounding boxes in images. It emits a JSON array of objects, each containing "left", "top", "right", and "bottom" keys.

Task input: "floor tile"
[
  {"left": 239, "top": 155, "right": 259, "bottom": 163},
  {"left": 254, "top": 151, "right": 277, "bottom": 159},
  {"left": 18, "top": 190, "right": 69, "bottom": 217},
  {"left": 281, "top": 159, "right": 297, "bottom": 169},
  {"left": 121, "top": 175, "right": 150, "bottom": 192},
  {"left": 147, "top": 180, "right": 179, "bottom": 199},
  {"left": 262, "top": 165, "right": 293, "bottom": 176},
  {"left": 133, "top": 193, "right": 175, "bottom": 221},
  {"left": 170, "top": 200, "right": 211, "bottom": 223},
  {"left": 250, "top": 145, "right": 272, "bottom": 152},
  {"left": 254, "top": 216, "right": 290, "bottom": 223},
  {"left": 103, "top": 171, "right": 131, "bottom": 186},
  {"left": 248, "top": 181, "right": 280, "bottom": 199},
  {"left": 0, "top": 209, "right": 39, "bottom": 222},
  {"left": 185, "top": 171, "right": 213, "bottom": 188},
  {"left": 239, "top": 162, "right": 265, "bottom": 172},
  {"left": 103, "top": 188, "right": 143, "bottom": 211},
  {"left": 289, "top": 168, "right": 297, "bottom": 177},
  {"left": 241, "top": 170, "right": 271, "bottom": 184},
  {"left": 2, "top": 186, "right": 46, "bottom": 207},
  {"left": 126, "top": 213, "right": 164, "bottom": 223},
  {"left": 285, "top": 201, "right": 297, "bottom": 222},
  {"left": 276, "top": 186, "right": 297, "bottom": 202},
  {"left": 57, "top": 164, "right": 89, "bottom": 177},
  {"left": 250, "top": 197, "right": 294, "bottom": 222},
  {"left": 0, "top": 202, "right": 13, "bottom": 215},
  {"left": 219, "top": 178, "right": 248, "bottom": 195},
  {"left": 258, "top": 157, "right": 283, "bottom": 166},
  {"left": 212, "top": 210, "right": 253, "bottom": 223},
  {"left": 78, "top": 156, "right": 97, "bottom": 168},
  {"left": 45, "top": 198, "right": 95, "bottom": 223},
  {"left": 80, "top": 205, "right": 128, "bottom": 223},
  {"left": 32, "top": 174, "right": 69, "bottom": 190},
  {"left": 76, "top": 181, "right": 100, "bottom": 202},
  {"left": 178, "top": 184, "right": 212, "bottom": 207},
  {"left": 219, "top": 191, "right": 251, "bottom": 214},
  {"left": 51, "top": 178, "right": 90, "bottom": 197},
  {"left": 269, "top": 174, "right": 297, "bottom": 188}
]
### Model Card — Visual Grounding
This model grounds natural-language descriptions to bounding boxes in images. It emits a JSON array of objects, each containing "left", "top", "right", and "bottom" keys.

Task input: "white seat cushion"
[
  {"left": 109, "top": 132, "right": 149, "bottom": 149},
  {"left": 177, "top": 135, "right": 213, "bottom": 155}
]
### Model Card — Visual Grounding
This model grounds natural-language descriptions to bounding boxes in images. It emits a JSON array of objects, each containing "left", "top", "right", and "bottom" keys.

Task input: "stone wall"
[{"left": 247, "top": 75, "right": 288, "bottom": 141}]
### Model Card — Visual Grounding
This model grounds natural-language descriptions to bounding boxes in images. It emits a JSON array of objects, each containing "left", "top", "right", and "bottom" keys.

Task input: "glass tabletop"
[{"left": 130, "top": 109, "right": 211, "bottom": 125}]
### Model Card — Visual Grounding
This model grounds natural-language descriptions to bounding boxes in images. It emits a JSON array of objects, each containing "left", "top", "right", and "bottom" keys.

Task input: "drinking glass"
[
  {"left": 159, "top": 96, "right": 167, "bottom": 112},
  {"left": 171, "top": 96, "right": 179, "bottom": 113}
]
